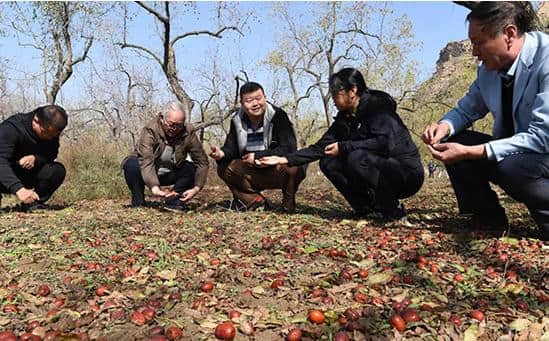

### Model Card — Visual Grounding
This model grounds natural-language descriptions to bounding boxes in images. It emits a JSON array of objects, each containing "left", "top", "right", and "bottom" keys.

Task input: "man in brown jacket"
[{"left": 122, "top": 101, "right": 209, "bottom": 208}]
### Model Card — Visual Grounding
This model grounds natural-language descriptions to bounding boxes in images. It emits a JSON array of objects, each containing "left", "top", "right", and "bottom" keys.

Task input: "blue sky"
[{"left": 1, "top": 2, "right": 472, "bottom": 107}]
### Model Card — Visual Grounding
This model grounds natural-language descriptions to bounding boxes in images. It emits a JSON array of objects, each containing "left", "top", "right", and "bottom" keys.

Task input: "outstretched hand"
[
  {"left": 324, "top": 142, "right": 339, "bottom": 156},
  {"left": 180, "top": 186, "right": 200, "bottom": 203},
  {"left": 255, "top": 156, "right": 288, "bottom": 167},
  {"left": 151, "top": 186, "right": 177, "bottom": 198},
  {"left": 209, "top": 146, "right": 224, "bottom": 161}
]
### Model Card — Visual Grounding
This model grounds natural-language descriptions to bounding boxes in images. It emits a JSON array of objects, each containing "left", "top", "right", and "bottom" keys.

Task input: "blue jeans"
[
  {"left": 122, "top": 156, "right": 196, "bottom": 206},
  {"left": 446, "top": 131, "right": 549, "bottom": 235}
]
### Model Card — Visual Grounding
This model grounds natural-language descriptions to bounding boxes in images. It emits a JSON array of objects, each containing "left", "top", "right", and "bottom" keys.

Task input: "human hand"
[
  {"left": 256, "top": 156, "right": 288, "bottom": 166},
  {"left": 209, "top": 146, "right": 225, "bottom": 161},
  {"left": 16, "top": 187, "right": 39, "bottom": 204},
  {"left": 18, "top": 155, "right": 36, "bottom": 170},
  {"left": 324, "top": 142, "right": 339, "bottom": 156},
  {"left": 180, "top": 186, "right": 200, "bottom": 203},
  {"left": 151, "top": 186, "right": 177, "bottom": 198},
  {"left": 241, "top": 153, "right": 255, "bottom": 165},
  {"left": 428, "top": 142, "right": 471, "bottom": 163},
  {"left": 422, "top": 122, "right": 451, "bottom": 145}
]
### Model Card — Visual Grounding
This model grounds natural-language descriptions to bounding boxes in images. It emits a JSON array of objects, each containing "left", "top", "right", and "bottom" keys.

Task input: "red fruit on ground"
[
  {"left": 334, "top": 331, "right": 350, "bottom": 341},
  {"left": 358, "top": 269, "right": 369, "bottom": 278},
  {"left": 165, "top": 326, "right": 183, "bottom": 340},
  {"left": 449, "top": 315, "right": 462, "bottom": 326},
  {"left": 0, "top": 332, "right": 18, "bottom": 341},
  {"left": 271, "top": 279, "right": 284, "bottom": 289},
  {"left": 389, "top": 314, "right": 406, "bottom": 331},
  {"left": 401, "top": 308, "right": 421, "bottom": 322},
  {"left": 37, "top": 284, "right": 50, "bottom": 297},
  {"left": 228, "top": 310, "right": 241, "bottom": 320},
  {"left": 96, "top": 286, "right": 109, "bottom": 296},
  {"left": 131, "top": 311, "right": 147, "bottom": 326},
  {"left": 344, "top": 308, "right": 360, "bottom": 321},
  {"left": 142, "top": 307, "right": 156, "bottom": 321},
  {"left": 214, "top": 321, "right": 236, "bottom": 340},
  {"left": 239, "top": 320, "right": 254, "bottom": 335},
  {"left": 201, "top": 281, "right": 214, "bottom": 293},
  {"left": 286, "top": 328, "right": 302, "bottom": 341},
  {"left": 470, "top": 310, "right": 485, "bottom": 321},
  {"left": 19, "top": 333, "right": 41, "bottom": 341},
  {"left": 454, "top": 274, "right": 464, "bottom": 282},
  {"left": 516, "top": 300, "right": 528, "bottom": 311},
  {"left": 26, "top": 321, "right": 41, "bottom": 331},
  {"left": 309, "top": 310, "right": 325, "bottom": 324},
  {"left": 149, "top": 326, "right": 164, "bottom": 337}
]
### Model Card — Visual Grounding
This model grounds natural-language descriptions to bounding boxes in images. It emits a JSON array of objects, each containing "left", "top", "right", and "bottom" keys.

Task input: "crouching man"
[
  {"left": 209, "top": 82, "right": 305, "bottom": 212},
  {"left": 122, "top": 101, "right": 209, "bottom": 208},
  {"left": 0, "top": 105, "right": 67, "bottom": 210}
]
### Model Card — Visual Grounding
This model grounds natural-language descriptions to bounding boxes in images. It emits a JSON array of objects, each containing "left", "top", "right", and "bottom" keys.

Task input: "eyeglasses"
[{"left": 163, "top": 118, "right": 185, "bottom": 130}]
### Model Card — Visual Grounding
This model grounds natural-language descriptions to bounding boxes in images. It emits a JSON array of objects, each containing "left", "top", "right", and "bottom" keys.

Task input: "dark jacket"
[
  {"left": 286, "top": 90, "right": 421, "bottom": 168},
  {"left": 219, "top": 104, "right": 297, "bottom": 162},
  {"left": 121, "top": 115, "right": 209, "bottom": 189},
  {"left": 0, "top": 112, "right": 60, "bottom": 193}
]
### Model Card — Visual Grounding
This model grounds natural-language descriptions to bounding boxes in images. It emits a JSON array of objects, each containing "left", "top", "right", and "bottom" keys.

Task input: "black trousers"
[
  {"left": 319, "top": 149, "right": 424, "bottom": 214},
  {"left": 122, "top": 156, "right": 196, "bottom": 206},
  {"left": 0, "top": 162, "right": 66, "bottom": 203},
  {"left": 446, "top": 131, "right": 549, "bottom": 234}
]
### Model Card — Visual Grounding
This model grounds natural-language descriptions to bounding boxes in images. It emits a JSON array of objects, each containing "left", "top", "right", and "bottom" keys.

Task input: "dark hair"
[
  {"left": 329, "top": 68, "right": 368, "bottom": 97},
  {"left": 462, "top": 1, "right": 539, "bottom": 36},
  {"left": 239, "top": 82, "right": 264, "bottom": 99},
  {"left": 34, "top": 105, "right": 68, "bottom": 131}
]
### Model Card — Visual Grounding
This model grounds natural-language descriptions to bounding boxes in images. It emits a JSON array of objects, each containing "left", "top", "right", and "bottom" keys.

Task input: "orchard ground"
[{"left": 0, "top": 175, "right": 547, "bottom": 340}]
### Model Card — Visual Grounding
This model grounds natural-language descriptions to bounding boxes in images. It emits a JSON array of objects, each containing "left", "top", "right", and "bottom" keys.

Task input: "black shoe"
[
  {"left": 467, "top": 213, "right": 509, "bottom": 231},
  {"left": 18, "top": 202, "right": 49, "bottom": 212},
  {"left": 381, "top": 203, "right": 408, "bottom": 224},
  {"left": 164, "top": 195, "right": 186, "bottom": 211}
]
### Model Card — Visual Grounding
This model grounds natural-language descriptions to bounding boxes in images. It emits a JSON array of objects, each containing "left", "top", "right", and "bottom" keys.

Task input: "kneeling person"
[
  {"left": 0, "top": 105, "right": 67, "bottom": 210},
  {"left": 209, "top": 82, "right": 305, "bottom": 212},
  {"left": 259, "top": 68, "right": 424, "bottom": 220},
  {"left": 122, "top": 101, "right": 209, "bottom": 208}
]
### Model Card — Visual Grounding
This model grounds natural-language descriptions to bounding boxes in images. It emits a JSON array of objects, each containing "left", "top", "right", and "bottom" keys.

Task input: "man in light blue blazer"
[{"left": 422, "top": 2, "right": 548, "bottom": 240}]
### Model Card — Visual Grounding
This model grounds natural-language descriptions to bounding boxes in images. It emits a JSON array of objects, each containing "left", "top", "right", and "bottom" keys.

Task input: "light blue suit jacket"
[{"left": 441, "top": 32, "right": 549, "bottom": 162}]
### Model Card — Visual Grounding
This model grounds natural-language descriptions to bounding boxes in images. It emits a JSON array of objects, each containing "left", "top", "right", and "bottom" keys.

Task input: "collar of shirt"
[{"left": 500, "top": 52, "right": 520, "bottom": 80}]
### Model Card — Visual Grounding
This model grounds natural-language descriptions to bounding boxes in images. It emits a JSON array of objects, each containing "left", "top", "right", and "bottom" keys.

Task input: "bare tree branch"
[
  {"left": 171, "top": 26, "right": 242, "bottom": 46},
  {"left": 135, "top": 1, "right": 168, "bottom": 23}
]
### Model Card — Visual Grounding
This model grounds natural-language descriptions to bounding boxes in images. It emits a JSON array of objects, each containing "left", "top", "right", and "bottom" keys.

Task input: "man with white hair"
[{"left": 121, "top": 101, "right": 209, "bottom": 208}]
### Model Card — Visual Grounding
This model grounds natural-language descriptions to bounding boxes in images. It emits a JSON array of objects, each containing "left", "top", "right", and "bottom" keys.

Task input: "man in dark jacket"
[
  {"left": 0, "top": 105, "right": 67, "bottom": 210},
  {"left": 209, "top": 82, "right": 305, "bottom": 212},
  {"left": 121, "top": 101, "right": 209, "bottom": 208}
]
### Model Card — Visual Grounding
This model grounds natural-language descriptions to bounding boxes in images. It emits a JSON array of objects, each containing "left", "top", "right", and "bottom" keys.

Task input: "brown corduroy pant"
[{"left": 217, "top": 159, "right": 305, "bottom": 212}]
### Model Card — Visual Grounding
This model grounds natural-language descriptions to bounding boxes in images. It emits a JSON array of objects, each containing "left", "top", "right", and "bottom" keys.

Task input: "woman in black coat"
[{"left": 257, "top": 68, "right": 424, "bottom": 220}]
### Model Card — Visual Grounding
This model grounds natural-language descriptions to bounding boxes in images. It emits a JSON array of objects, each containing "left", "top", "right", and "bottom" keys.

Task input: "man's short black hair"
[
  {"left": 34, "top": 105, "right": 68, "bottom": 131},
  {"left": 462, "top": 1, "right": 539, "bottom": 36},
  {"left": 239, "top": 82, "right": 264, "bottom": 99}
]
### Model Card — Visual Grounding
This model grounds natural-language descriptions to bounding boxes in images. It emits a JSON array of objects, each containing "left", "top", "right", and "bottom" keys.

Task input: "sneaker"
[
  {"left": 247, "top": 195, "right": 271, "bottom": 211},
  {"left": 228, "top": 198, "right": 247, "bottom": 211}
]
